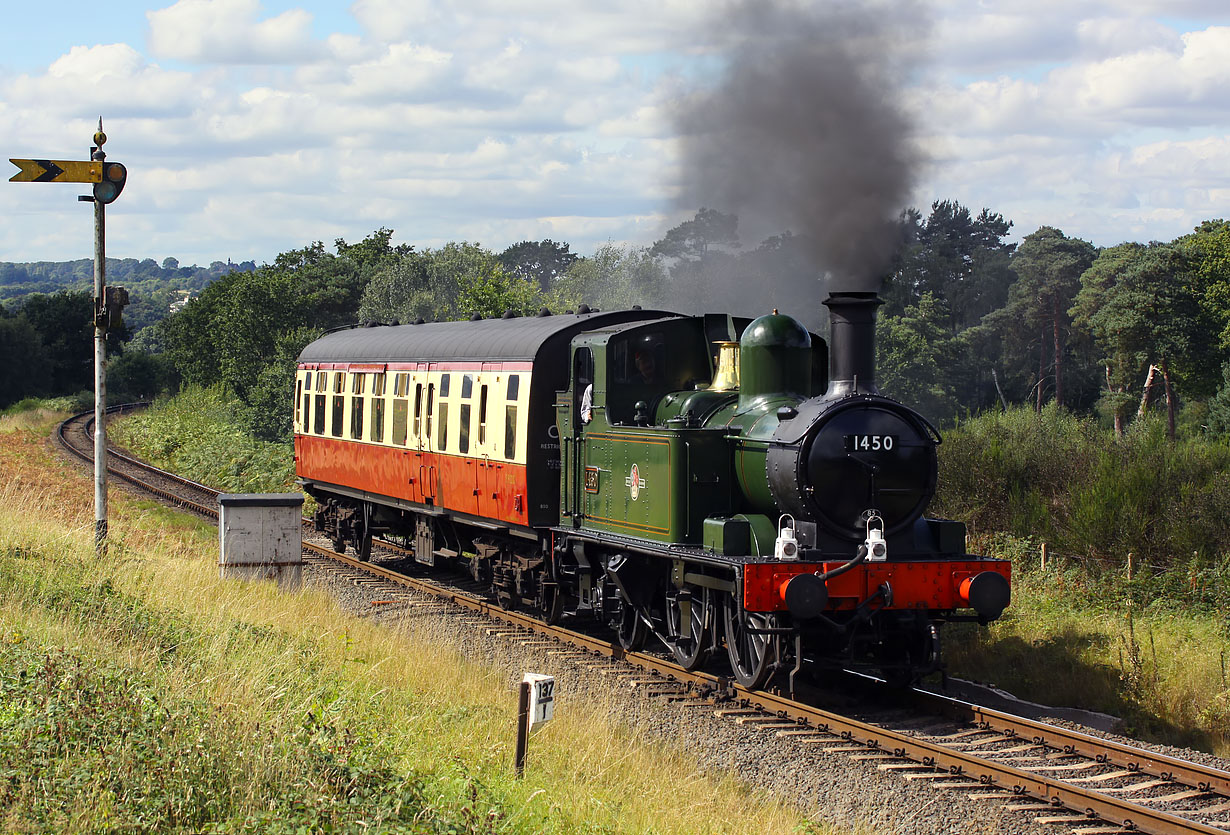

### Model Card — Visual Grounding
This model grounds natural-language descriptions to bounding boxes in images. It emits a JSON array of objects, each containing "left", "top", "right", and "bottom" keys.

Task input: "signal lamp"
[{"left": 93, "top": 162, "right": 127, "bottom": 204}]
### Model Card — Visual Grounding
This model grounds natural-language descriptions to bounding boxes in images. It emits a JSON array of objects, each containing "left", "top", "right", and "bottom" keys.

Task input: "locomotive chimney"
[{"left": 823, "top": 291, "right": 881, "bottom": 396}]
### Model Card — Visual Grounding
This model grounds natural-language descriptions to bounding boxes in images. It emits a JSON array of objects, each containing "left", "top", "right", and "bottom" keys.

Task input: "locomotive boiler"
[{"left": 294, "top": 292, "right": 1010, "bottom": 690}]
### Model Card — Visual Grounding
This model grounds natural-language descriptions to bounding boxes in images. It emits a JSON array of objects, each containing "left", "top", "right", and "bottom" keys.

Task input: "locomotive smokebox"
[{"left": 823, "top": 291, "right": 882, "bottom": 397}]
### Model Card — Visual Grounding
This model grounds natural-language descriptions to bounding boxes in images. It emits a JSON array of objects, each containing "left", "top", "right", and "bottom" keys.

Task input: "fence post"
[
  {"left": 1126, "top": 552, "right": 1135, "bottom": 581},
  {"left": 514, "top": 679, "right": 530, "bottom": 776},
  {"left": 1040, "top": 542, "right": 1048, "bottom": 571}
]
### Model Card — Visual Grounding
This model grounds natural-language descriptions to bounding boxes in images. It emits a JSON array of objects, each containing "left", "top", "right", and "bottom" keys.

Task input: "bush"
[
  {"left": 1, "top": 393, "right": 94, "bottom": 416},
  {"left": 936, "top": 405, "right": 1230, "bottom": 573}
]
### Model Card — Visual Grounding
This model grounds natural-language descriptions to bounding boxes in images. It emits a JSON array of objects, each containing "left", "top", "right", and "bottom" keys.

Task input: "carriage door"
[
  {"left": 477, "top": 377, "right": 498, "bottom": 519},
  {"left": 403, "top": 375, "right": 423, "bottom": 504},
  {"left": 419, "top": 377, "right": 437, "bottom": 504}
]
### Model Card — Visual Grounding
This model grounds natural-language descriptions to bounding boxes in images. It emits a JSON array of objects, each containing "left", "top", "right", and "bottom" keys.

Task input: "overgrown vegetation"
[
  {"left": 944, "top": 551, "right": 1230, "bottom": 754},
  {"left": 934, "top": 408, "right": 1230, "bottom": 754},
  {"left": 111, "top": 386, "right": 295, "bottom": 494},
  {"left": 2, "top": 411, "right": 833, "bottom": 834},
  {"left": 936, "top": 405, "right": 1230, "bottom": 573}
]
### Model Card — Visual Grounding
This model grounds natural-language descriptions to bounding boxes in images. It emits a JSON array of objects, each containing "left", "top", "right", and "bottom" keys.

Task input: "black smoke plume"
[{"left": 669, "top": 0, "right": 926, "bottom": 297}]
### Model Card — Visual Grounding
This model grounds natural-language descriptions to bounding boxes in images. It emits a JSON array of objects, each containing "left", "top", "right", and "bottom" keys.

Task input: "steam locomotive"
[{"left": 294, "top": 292, "right": 1010, "bottom": 689}]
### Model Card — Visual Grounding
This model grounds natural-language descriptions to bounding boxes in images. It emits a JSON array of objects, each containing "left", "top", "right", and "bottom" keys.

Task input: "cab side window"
[{"left": 574, "top": 347, "right": 594, "bottom": 424}]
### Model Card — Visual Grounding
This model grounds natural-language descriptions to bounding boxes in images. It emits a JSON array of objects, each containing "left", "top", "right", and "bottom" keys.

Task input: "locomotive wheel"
[
  {"left": 616, "top": 603, "right": 649, "bottom": 652},
  {"left": 665, "top": 587, "right": 711, "bottom": 670},
  {"left": 723, "top": 600, "right": 776, "bottom": 690},
  {"left": 539, "top": 583, "right": 564, "bottom": 625}
]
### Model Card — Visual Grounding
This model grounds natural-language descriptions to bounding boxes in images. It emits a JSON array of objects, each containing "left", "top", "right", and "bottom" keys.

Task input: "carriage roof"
[{"left": 298, "top": 310, "right": 680, "bottom": 365}]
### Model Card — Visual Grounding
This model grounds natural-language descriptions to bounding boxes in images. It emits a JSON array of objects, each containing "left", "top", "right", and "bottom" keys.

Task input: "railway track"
[{"left": 55, "top": 406, "right": 1230, "bottom": 835}]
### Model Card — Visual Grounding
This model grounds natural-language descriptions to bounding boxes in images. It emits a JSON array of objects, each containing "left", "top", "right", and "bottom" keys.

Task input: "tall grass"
[
  {"left": 944, "top": 553, "right": 1230, "bottom": 754},
  {"left": 112, "top": 385, "right": 295, "bottom": 493},
  {"left": 1, "top": 413, "right": 836, "bottom": 834}
]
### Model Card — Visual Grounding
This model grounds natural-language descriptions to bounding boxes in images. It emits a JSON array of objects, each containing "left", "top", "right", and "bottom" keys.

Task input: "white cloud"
[
  {"left": 147, "top": 0, "right": 325, "bottom": 64},
  {"left": 5, "top": 45, "right": 200, "bottom": 117},
  {"left": 4, "top": 2, "right": 1230, "bottom": 265},
  {"left": 349, "top": 0, "right": 438, "bottom": 42}
]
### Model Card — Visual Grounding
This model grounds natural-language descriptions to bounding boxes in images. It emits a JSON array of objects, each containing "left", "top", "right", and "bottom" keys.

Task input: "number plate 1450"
[{"left": 844, "top": 434, "right": 897, "bottom": 452}]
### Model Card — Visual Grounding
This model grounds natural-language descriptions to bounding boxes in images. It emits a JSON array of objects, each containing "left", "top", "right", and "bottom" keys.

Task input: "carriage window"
[
  {"left": 439, "top": 402, "right": 450, "bottom": 449},
  {"left": 394, "top": 373, "right": 409, "bottom": 396},
  {"left": 413, "top": 383, "right": 423, "bottom": 435},
  {"left": 317, "top": 371, "right": 327, "bottom": 391},
  {"left": 331, "top": 395, "right": 344, "bottom": 437},
  {"left": 350, "top": 394, "right": 364, "bottom": 439},
  {"left": 505, "top": 405, "right": 518, "bottom": 459},
  {"left": 334, "top": 372, "right": 344, "bottom": 393},
  {"left": 314, "top": 394, "right": 326, "bottom": 434},
  {"left": 352, "top": 374, "right": 365, "bottom": 395},
  {"left": 478, "top": 384, "right": 488, "bottom": 446},
  {"left": 373, "top": 373, "right": 385, "bottom": 397},
  {"left": 507, "top": 374, "right": 520, "bottom": 402},
  {"left": 295, "top": 378, "right": 303, "bottom": 425},
  {"left": 461, "top": 374, "right": 473, "bottom": 399},
  {"left": 392, "top": 398, "right": 407, "bottom": 445},
  {"left": 459, "top": 403, "right": 471, "bottom": 454},
  {"left": 370, "top": 392, "right": 385, "bottom": 442},
  {"left": 440, "top": 374, "right": 451, "bottom": 397},
  {"left": 302, "top": 391, "right": 311, "bottom": 433},
  {"left": 426, "top": 383, "right": 435, "bottom": 439}
]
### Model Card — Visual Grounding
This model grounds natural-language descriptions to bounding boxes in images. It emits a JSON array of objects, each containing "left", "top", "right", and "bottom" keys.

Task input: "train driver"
[{"left": 634, "top": 349, "right": 657, "bottom": 384}]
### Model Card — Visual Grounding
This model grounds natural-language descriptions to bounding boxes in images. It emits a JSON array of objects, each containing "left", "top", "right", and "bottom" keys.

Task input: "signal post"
[{"left": 11, "top": 120, "right": 129, "bottom": 551}]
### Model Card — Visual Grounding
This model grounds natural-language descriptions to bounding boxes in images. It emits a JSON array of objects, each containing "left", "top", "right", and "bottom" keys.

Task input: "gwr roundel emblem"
[{"left": 628, "top": 464, "right": 641, "bottom": 500}]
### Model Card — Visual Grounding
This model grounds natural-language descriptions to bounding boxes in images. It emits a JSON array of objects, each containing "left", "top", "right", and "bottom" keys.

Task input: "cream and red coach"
[{"left": 295, "top": 309, "right": 672, "bottom": 560}]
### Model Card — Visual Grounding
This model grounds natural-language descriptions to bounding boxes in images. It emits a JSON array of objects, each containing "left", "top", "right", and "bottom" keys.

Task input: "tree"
[
  {"left": 455, "top": 267, "right": 544, "bottom": 319},
  {"left": 358, "top": 243, "right": 504, "bottom": 324},
  {"left": 650, "top": 208, "right": 740, "bottom": 261},
  {"left": 0, "top": 316, "right": 50, "bottom": 407},
  {"left": 334, "top": 227, "right": 413, "bottom": 274},
  {"left": 498, "top": 240, "right": 578, "bottom": 291},
  {"left": 159, "top": 267, "right": 305, "bottom": 396},
  {"left": 984, "top": 227, "right": 1096, "bottom": 410},
  {"left": 1072, "top": 242, "right": 1214, "bottom": 438},
  {"left": 1069, "top": 244, "right": 1144, "bottom": 435},
  {"left": 17, "top": 290, "right": 95, "bottom": 394},
  {"left": 1178, "top": 219, "right": 1230, "bottom": 348},
  {"left": 108, "top": 350, "right": 177, "bottom": 402},
  {"left": 274, "top": 240, "right": 364, "bottom": 331},
  {"left": 243, "top": 326, "right": 322, "bottom": 442},
  {"left": 549, "top": 244, "right": 667, "bottom": 312},
  {"left": 886, "top": 201, "right": 1016, "bottom": 328},
  {"left": 877, "top": 293, "right": 961, "bottom": 421}
]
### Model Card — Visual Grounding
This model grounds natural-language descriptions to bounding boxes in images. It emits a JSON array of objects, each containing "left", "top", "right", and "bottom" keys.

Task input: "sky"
[{"left": 1, "top": 0, "right": 1229, "bottom": 268}]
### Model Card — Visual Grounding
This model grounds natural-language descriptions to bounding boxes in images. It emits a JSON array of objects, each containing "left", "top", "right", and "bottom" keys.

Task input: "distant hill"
[{"left": 0, "top": 257, "right": 256, "bottom": 332}]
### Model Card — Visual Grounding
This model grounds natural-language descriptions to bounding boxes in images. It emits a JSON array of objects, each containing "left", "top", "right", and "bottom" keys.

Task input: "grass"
[
  {"left": 943, "top": 535, "right": 1230, "bottom": 755},
  {"left": 0, "top": 409, "right": 839, "bottom": 834}
]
